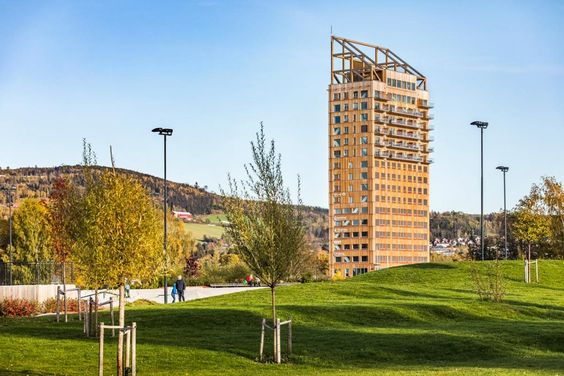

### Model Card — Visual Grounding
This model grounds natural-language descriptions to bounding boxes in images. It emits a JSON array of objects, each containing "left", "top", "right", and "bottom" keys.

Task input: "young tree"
[
  {"left": 513, "top": 187, "right": 551, "bottom": 267},
  {"left": 73, "top": 170, "right": 162, "bottom": 375},
  {"left": 222, "top": 124, "right": 309, "bottom": 361},
  {"left": 540, "top": 177, "right": 564, "bottom": 257},
  {"left": 12, "top": 199, "right": 53, "bottom": 284},
  {"left": 49, "top": 177, "right": 81, "bottom": 321}
]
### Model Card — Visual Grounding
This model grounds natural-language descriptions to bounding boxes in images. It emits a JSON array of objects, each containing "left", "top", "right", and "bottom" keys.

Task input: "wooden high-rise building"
[{"left": 328, "top": 36, "right": 433, "bottom": 277}]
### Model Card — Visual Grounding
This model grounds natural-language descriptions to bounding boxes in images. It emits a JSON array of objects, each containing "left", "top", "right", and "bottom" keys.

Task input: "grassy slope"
[
  {"left": 0, "top": 261, "right": 563, "bottom": 375},
  {"left": 183, "top": 222, "right": 225, "bottom": 241}
]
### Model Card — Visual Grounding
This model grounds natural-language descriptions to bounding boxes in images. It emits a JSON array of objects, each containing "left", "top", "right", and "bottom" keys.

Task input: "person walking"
[
  {"left": 176, "top": 275, "right": 186, "bottom": 302},
  {"left": 171, "top": 282, "right": 177, "bottom": 303}
]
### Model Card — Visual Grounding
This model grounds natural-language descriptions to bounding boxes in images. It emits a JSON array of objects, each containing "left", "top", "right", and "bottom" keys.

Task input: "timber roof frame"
[{"left": 331, "top": 36, "right": 427, "bottom": 90}]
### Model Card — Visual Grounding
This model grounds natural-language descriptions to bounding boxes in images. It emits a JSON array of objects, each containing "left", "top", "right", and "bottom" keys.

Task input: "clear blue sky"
[{"left": 1, "top": 0, "right": 563, "bottom": 213}]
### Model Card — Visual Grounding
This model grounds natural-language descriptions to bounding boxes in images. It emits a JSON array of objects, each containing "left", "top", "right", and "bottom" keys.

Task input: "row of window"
[
  {"left": 334, "top": 230, "right": 369, "bottom": 238},
  {"left": 376, "top": 256, "right": 428, "bottom": 263},
  {"left": 375, "top": 244, "right": 429, "bottom": 251},
  {"left": 334, "top": 207, "right": 427, "bottom": 217},
  {"left": 333, "top": 195, "right": 429, "bottom": 206},
  {"left": 333, "top": 102, "right": 370, "bottom": 112},
  {"left": 387, "top": 78, "right": 417, "bottom": 91},
  {"left": 334, "top": 256, "right": 369, "bottom": 263},
  {"left": 333, "top": 125, "right": 369, "bottom": 135},
  {"left": 332, "top": 160, "right": 429, "bottom": 173},
  {"left": 332, "top": 90, "right": 369, "bottom": 101},
  {"left": 334, "top": 243, "right": 369, "bottom": 251},
  {"left": 374, "top": 219, "right": 428, "bottom": 228},
  {"left": 334, "top": 114, "right": 369, "bottom": 124},
  {"left": 374, "top": 185, "right": 429, "bottom": 195},
  {"left": 332, "top": 137, "right": 368, "bottom": 147},
  {"left": 374, "top": 231, "right": 428, "bottom": 240}
]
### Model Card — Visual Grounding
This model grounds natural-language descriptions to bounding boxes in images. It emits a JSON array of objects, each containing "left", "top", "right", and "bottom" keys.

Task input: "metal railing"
[{"left": 0, "top": 261, "right": 75, "bottom": 285}]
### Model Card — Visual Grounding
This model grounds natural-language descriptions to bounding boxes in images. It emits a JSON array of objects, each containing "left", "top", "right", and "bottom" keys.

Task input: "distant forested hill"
[{"left": 0, "top": 165, "right": 329, "bottom": 248}]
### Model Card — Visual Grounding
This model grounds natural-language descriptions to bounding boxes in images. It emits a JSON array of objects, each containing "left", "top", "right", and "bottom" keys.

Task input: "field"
[
  {"left": 0, "top": 261, "right": 563, "bottom": 375},
  {"left": 183, "top": 222, "right": 225, "bottom": 241}
]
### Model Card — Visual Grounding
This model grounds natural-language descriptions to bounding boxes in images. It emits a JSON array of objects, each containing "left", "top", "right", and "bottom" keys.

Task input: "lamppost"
[
  {"left": 496, "top": 166, "right": 509, "bottom": 259},
  {"left": 3, "top": 185, "right": 16, "bottom": 285},
  {"left": 471, "top": 121, "right": 488, "bottom": 261},
  {"left": 152, "top": 127, "right": 173, "bottom": 303}
]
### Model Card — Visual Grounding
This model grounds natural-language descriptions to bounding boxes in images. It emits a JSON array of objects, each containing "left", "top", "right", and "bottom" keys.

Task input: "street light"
[
  {"left": 152, "top": 127, "right": 173, "bottom": 303},
  {"left": 2, "top": 185, "right": 16, "bottom": 285},
  {"left": 471, "top": 121, "right": 488, "bottom": 261},
  {"left": 496, "top": 166, "right": 509, "bottom": 259}
]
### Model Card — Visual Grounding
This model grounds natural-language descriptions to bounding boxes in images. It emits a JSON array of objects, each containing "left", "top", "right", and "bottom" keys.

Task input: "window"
[
  {"left": 335, "top": 257, "right": 342, "bottom": 263},
  {"left": 343, "top": 92, "right": 349, "bottom": 99},
  {"left": 361, "top": 148, "right": 368, "bottom": 156},
  {"left": 361, "top": 90, "right": 368, "bottom": 98},
  {"left": 334, "top": 208, "right": 341, "bottom": 214},
  {"left": 343, "top": 115, "right": 349, "bottom": 122},
  {"left": 361, "top": 195, "right": 368, "bottom": 203},
  {"left": 361, "top": 160, "right": 368, "bottom": 168},
  {"left": 361, "top": 102, "right": 368, "bottom": 110},
  {"left": 361, "top": 244, "right": 368, "bottom": 250},
  {"left": 361, "top": 208, "right": 368, "bottom": 214},
  {"left": 333, "top": 127, "right": 341, "bottom": 135},
  {"left": 344, "top": 138, "right": 349, "bottom": 145},
  {"left": 334, "top": 104, "right": 341, "bottom": 112},
  {"left": 333, "top": 139, "right": 341, "bottom": 147},
  {"left": 361, "top": 125, "right": 368, "bottom": 133},
  {"left": 361, "top": 113, "right": 368, "bottom": 121},
  {"left": 361, "top": 184, "right": 368, "bottom": 191},
  {"left": 344, "top": 127, "right": 349, "bottom": 134},
  {"left": 361, "top": 256, "right": 368, "bottom": 262},
  {"left": 361, "top": 231, "right": 368, "bottom": 237},
  {"left": 352, "top": 207, "right": 359, "bottom": 214},
  {"left": 333, "top": 93, "right": 340, "bottom": 100},
  {"left": 353, "top": 256, "right": 359, "bottom": 262},
  {"left": 360, "top": 136, "right": 368, "bottom": 144},
  {"left": 348, "top": 173, "right": 353, "bottom": 180},
  {"left": 334, "top": 116, "right": 341, "bottom": 124},
  {"left": 353, "top": 103, "right": 359, "bottom": 110},
  {"left": 344, "top": 103, "right": 349, "bottom": 111},
  {"left": 353, "top": 91, "right": 358, "bottom": 98},
  {"left": 333, "top": 150, "right": 341, "bottom": 158},
  {"left": 361, "top": 172, "right": 368, "bottom": 179}
]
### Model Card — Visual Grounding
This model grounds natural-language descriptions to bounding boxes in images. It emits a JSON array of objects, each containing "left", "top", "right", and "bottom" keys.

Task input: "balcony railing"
[
  {"left": 374, "top": 92, "right": 390, "bottom": 101},
  {"left": 386, "top": 142, "right": 421, "bottom": 152},
  {"left": 385, "top": 107, "right": 424, "bottom": 118},
  {"left": 417, "top": 100, "right": 434, "bottom": 109},
  {"left": 388, "top": 119, "right": 421, "bottom": 129}
]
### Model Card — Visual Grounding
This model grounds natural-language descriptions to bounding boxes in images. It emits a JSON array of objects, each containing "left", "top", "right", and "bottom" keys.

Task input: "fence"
[{"left": 0, "top": 261, "right": 75, "bottom": 286}]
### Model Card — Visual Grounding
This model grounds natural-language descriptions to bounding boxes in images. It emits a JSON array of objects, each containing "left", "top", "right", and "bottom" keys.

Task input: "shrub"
[
  {"left": 470, "top": 260, "right": 505, "bottom": 302},
  {"left": 41, "top": 298, "right": 86, "bottom": 313},
  {"left": 0, "top": 298, "right": 39, "bottom": 317}
]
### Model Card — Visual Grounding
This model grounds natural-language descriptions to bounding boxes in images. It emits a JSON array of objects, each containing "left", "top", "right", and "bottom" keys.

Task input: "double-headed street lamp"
[
  {"left": 496, "top": 166, "right": 509, "bottom": 259},
  {"left": 471, "top": 121, "right": 488, "bottom": 261},
  {"left": 152, "top": 127, "right": 173, "bottom": 304}
]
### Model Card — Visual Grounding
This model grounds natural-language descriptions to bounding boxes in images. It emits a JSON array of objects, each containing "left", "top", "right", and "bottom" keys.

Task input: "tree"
[
  {"left": 539, "top": 177, "right": 564, "bottom": 257},
  {"left": 73, "top": 169, "right": 162, "bottom": 375},
  {"left": 167, "top": 215, "right": 196, "bottom": 278},
  {"left": 12, "top": 199, "right": 53, "bottom": 284},
  {"left": 222, "top": 124, "right": 309, "bottom": 362},
  {"left": 49, "top": 177, "right": 81, "bottom": 321},
  {"left": 513, "top": 187, "right": 551, "bottom": 266}
]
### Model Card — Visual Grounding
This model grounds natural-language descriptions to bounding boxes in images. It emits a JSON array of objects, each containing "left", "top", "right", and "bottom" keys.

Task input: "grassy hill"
[{"left": 1, "top": 261, "right": 563, "bottom": 375}]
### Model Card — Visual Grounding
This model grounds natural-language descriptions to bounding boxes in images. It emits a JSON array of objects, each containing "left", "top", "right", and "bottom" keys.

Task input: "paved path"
[{"left": 81, "top": 286, "right": 265, "bottom": 304}]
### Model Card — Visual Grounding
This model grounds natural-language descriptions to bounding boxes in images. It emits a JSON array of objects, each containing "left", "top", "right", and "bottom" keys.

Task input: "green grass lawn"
[
  {"left": 1, "top": 261, "right": 563, "bottom": 375},
  {"left": 183, "top": 222, "right": 225, "bottom": 241}
]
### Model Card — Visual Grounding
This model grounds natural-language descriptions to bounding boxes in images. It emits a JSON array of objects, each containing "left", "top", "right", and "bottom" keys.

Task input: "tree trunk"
[
  {"left": 117, "top": 284, "right": 125, "bottom": 376},
  {"left": 62, "top": 262, "right": 68, "bottom": 323}
]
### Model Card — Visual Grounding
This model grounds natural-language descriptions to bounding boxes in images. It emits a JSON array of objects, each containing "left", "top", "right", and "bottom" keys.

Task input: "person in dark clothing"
[{"left": 175, "top": 275, "right": 186, "bottom": 302}]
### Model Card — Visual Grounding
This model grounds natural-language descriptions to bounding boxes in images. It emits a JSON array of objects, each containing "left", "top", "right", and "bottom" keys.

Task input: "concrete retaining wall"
[{"left": 0, "top": 284, "right": 76, "bottom": 303}]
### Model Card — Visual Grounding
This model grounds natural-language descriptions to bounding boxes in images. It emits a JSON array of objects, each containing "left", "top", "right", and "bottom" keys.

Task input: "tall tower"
[{"left": 328, "top": 36, "right": 433, "bottom": 277}]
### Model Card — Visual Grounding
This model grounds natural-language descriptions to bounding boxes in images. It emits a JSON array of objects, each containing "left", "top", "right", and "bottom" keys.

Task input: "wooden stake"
[
  {"left": 287, "top": 320, "right": 292, "bottom": 356},
  {"left": 56, "top": 286, "right": 61, "bottom": 323},
  {"left": 78, "top": 289, "right": 82, "bottom": 321},
  {"left": 276, "top": 318, "right": 281, "bottom": 364},
  {"left": 131, "top": 322, "right": 137, "bottom": 376},
  {"left": 125, "top": 328, "right": 131, "bottom": 369},
  {"left": 259, "top": 318, "right": 265, "bottom": 361},
  {"left": 110, "top": 297, "right": 115, "bottom": 337},
  {"left": 99, "top": 322, "right": 104, "bottom": 376}
]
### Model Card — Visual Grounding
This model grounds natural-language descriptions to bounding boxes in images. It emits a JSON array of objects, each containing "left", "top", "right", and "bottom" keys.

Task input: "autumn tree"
[
  {"left": 12, "top": 199, "right": 53, "bottom": 284},
  {"left": 539, "top": 177, "right": 564, "bottom": 257},
  {"left": 49, "top": 176, "right": 81, "bottom": 321},
  {"left": 222, "top": 125, "right": 309, "bottom": 362},
  {"left": 73, "top": 169, "right": 162, "bottom": 375},
  {"left": 513, "top": 186, "right": 551, "bottom": 263}
]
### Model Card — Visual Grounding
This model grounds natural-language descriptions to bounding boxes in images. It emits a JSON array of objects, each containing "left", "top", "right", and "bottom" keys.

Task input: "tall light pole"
[
  {"left": 152, "top": 127, "right": 173, "bottom": 303},
  {"left": 496, "top": 166, "right": 509, "bottom": 259},
  {"left": 3, "top": 185, "right": 16, "bottom": 285},
  {"left": 471, "top": 121, "right": 488, "bottom": 260}
]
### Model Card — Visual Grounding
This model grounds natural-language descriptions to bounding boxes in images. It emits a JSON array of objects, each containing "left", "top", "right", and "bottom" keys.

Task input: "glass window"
[
  {"left": 353, "top": 103, "right": 359, "bottom": 110},
  {"left": 335, "top": 257, "right": 342, "bottom": 263},
  {"left": 353, "top": 91, "right": 358, "bottom": 98},
  {"left": 361, "top": 208, "right": 368, "bottom": 214},
  {"left": 361, "top": 256, "right": 368, "bottom": 262},
  {"left": 344, "top": 103, "right": 349, "bottom": 111},
  {"left": 334, "top": 116, "right": 341, "bottom": 124},
  {"left": 360, "top": 136, "right": 368, "bottom": 144},
  {"left": 344, "top": 127, "right": 349, "bottom": 134},
  {"left": 361, "top": 102, "right": 368, "bottom": 110},
  {"left": 353, "top": 256, "right": 359, "bottom": 262},
  {"left": 333, "top": 150, "right": 341, "bottom": 158},
  {"left": 333, "top": 139, "right": 341, "bottom": 147},
  {"left": 361, "top": 184, "right": 368, "bottom": 191},
  {"left": 361, "top": 148, "right": 368, "bottom": 156},
  {"left": 361, "top": 160, "right": 368, "bottom": 168},
  {"left": 334, "top": 104, "right": 341, "bottom": 112},
  {"left": 361, "top": 172, "right": 368, "bottom": 179},
  {"left": 361, "top": 196, "right": 368, "bottom": 203},
  {"left": 334, "top": 208, "right": 341, "bottom": 214},
  {"left": 361, "top": 125, "right": 368, "bottom": 133},
  {"left": 361, "top": 113, "right": 368, "bottom": 121},
  {"left": 352, "top": 220, "right": 359, "bottom": 226},
  {"left": 333, "top": 127, "right": 341, "bottom": 135},
  {"left": 361, "top": 90, "right": 368, "bottom": 98},
  {"left": 352, "top": 207, "right": 359, "bottom": 214}
]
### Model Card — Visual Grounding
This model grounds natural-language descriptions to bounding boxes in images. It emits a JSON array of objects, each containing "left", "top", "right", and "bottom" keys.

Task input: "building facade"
[{"left": 328, "top": 37, "right": 433, "bottom": 277}]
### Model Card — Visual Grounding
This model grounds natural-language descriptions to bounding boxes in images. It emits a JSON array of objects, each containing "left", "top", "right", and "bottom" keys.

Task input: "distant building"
[
  {"left": 173, "top": 211, "right": 193, "bottom": 221},
  {"left": 328, "top": 36, "right": 433, "bottom": 277}
]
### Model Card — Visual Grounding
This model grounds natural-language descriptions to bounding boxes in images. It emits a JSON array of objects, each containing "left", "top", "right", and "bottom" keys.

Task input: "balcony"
[
  {"left": 386, "top": 142, "right": 421, "bottom": 152},
  {"left": 418, "top": 100, "right": 434, "bottom": 109},
  {"left": 374, "top": 151, "right": 424, "bottom": 163},
  {"left": 374, "top": 139, "right": 386, "bottom": 147},
  {"left": 388, "top": 119, "right": 421, "bottom": 130},
  {"left": 374, "top": 117, "right": 386, "bottom": 124},
  {"left": 389, "top": 131, "right": 421, "bottom": 141},
  {"left": 374, "top": 92, "right": 389, "bottom": 101},
  {"left": 385, "top": 107, "right": 424, "bottom": 118},
  {"left": 374, "top": 127, "right": 386, "bottom": 136}
]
